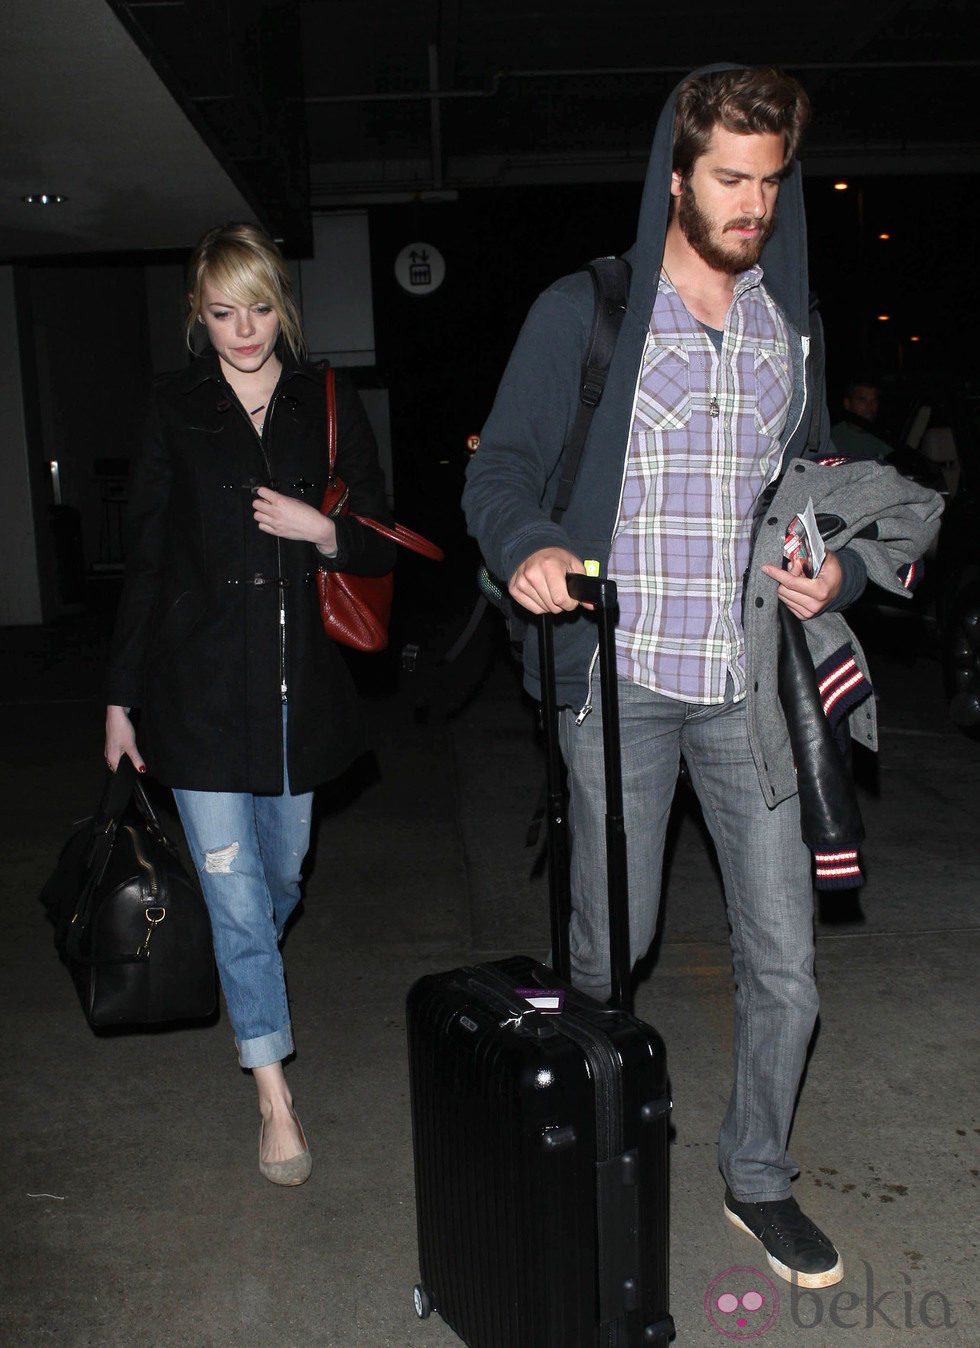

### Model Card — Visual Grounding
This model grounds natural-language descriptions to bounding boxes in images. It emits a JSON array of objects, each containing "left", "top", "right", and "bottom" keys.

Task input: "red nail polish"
[{"left": 138, "top": 765, "right": 146, "bottom": 773}]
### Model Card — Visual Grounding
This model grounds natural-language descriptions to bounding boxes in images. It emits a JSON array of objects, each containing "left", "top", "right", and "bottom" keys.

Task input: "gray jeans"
[{"left": 559, "top": 674, "right": 818, "bottom": 1201}]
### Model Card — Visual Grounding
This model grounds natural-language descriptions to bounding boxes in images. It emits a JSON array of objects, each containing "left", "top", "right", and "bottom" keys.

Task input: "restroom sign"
[{"left": 395, "top": 243, "right": 445, "bottom": 296}]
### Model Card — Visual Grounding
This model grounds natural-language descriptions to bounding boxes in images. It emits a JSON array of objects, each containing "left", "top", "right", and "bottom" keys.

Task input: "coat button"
[
  {"left": 768, "top": 516, "right": 778, "bottom": 525},
  {"left": 755, "top": 597, "right": 764, "bottom": 607},
  {"left": 794, "top": 463, "right": 805, "bottom": 473}
]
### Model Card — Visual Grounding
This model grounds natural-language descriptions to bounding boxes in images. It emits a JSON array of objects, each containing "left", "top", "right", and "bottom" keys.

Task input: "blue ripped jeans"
[
  {"left": 559, "top": 674, "right": 818, "bottom": 1201},
  {"left": 173, "top": 708, "right": 313, "bottom": 1069}
]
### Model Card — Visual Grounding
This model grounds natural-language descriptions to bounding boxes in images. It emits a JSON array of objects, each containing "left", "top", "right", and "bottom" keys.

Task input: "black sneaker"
[{"left": 724, "top": 1188, "right": 844, "bottom": 1288}]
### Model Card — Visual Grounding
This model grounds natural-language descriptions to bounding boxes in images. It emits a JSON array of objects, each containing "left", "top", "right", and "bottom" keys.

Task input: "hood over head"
[{"left": 626, "top": 62, "right": 812, "bottom": 337}]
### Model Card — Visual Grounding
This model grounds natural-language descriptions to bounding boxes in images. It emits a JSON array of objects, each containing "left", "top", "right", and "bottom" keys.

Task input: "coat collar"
[{"left": 177, "top": 345, "right": 323, "bottom": 395}]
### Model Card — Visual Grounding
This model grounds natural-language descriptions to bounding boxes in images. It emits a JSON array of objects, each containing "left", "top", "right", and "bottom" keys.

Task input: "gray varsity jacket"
[{"left": 743, "top": 457, "right": 942, "bottom": 806}]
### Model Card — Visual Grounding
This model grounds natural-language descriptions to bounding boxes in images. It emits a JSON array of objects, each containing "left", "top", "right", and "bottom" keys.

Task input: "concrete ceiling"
[
  {"left": 0, "top": 0, "right": 257, "bottom": 261},
  {"left": 302, "top": 0, "right": 980, "bottom": 201},
  {"left": 1, "top": 0, "right": 976, "bottom": 261}
]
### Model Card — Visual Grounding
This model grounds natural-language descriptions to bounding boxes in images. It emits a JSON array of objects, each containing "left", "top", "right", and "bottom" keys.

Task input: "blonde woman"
[{"left": 105, "top": 222, "right": 393, "bottom": 1184}]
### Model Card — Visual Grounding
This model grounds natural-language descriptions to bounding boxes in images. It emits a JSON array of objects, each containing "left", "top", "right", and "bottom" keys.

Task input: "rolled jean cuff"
[{"left": 236, "top": 1023, "right": 294, "bottom": 1069}]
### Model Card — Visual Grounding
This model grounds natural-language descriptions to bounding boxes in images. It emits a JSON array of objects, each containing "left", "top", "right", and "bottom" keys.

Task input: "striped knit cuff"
[
  {"left": 897, "top": 559, "right": 920, "bottom": 591},
  {"left": 815, "top": 849, "right": 863, "bottom": 889},
  {"left": 814, "top": 643, "right": 872, "bottom": 736}
]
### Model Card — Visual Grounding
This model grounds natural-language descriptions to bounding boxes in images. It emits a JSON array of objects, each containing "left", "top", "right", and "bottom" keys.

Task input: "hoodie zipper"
[
  {"left": 770, "top": 333, "right": 810, "bottom": 480},
  {"left": 574, "top": 349, "right": 647, "bottom": 726}
]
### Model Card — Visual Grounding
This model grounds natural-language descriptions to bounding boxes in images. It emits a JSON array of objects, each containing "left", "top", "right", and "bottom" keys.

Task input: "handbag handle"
[
  {"left": 324, "top": 368, "right": 444, "bottom": 562},
  {"left": 351, "top": 515, "right": 444, "bottom": 561},
  {"left": 98, "top": 757, "right": 170, "bottom": 846},
  {"left": 66, "top": 762, "right": 175, "bottom": 961}
]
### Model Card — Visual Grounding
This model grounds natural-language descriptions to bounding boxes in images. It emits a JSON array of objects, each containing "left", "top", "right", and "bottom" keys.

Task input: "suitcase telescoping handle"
[{"left": 537, "top": 573, "right": 632, "bottom": 1014}]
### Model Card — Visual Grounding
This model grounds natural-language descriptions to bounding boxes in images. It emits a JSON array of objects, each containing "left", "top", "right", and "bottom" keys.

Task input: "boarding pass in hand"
[{"left": 784, "top": 498, "right": 826, "bottom": 579}]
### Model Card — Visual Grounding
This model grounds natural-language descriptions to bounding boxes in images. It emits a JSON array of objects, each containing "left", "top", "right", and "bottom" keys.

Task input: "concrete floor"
[{"left": 0, "top": 609, "right": 977, "bottom": 1347}]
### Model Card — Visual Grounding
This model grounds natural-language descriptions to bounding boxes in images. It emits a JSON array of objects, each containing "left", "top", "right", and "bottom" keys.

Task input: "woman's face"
[{"left": 198, "top": 278, "right": 281, "bottom": 377}]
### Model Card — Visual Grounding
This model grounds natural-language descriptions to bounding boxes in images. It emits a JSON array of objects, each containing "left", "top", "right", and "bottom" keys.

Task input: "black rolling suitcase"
[{"left": 407, "top": 575, "right": 673, "bottom": 1347}]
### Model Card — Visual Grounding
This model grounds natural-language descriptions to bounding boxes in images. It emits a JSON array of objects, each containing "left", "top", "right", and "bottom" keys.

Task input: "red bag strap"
[
  {"left": 326, "top": 367, "right": 338, "bottom": 474},
  {"left": 350, "top": 514, "right": 444, "bottom": 561},
  {"left": 324, "top": 367, "right": 443, "bottom": 562}
]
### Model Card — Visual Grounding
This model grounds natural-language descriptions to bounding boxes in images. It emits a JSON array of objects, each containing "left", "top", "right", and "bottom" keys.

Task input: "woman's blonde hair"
[{"left": 185, "top": 222, "right": 306, "bottom": 360}]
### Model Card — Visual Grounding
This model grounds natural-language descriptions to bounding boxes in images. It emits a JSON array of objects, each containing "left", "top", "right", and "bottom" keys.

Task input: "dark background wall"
[
  {"left": 366, "top": 172, "right": 977, "bottom": 573},
  {"left": 18, "top": 264, "right": 153, "bottom": 608},
  {"left": 17, "top": 170, "right": 975, "bottom": 620},
  {"left": 367, "top": 182, "right": 641, "bottom": 566}
]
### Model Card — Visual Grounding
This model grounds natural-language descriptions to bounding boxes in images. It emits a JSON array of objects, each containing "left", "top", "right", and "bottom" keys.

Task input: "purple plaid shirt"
[{"left": 607, "top": 268, "right": 791, "bottom": 703}]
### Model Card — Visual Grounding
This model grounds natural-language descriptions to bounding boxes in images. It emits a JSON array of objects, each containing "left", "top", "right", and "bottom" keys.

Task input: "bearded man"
[{"left": 463, "top": 64, "right": 940, "bottom": 1288}]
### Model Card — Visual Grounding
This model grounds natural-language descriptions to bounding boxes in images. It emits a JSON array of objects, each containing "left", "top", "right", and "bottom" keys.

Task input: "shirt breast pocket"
[
  {"left": 753, "top": 347, "right": 792, "bottom": 438},
  {"left": 635, "top": 345, "right": 692, "bottom": 431}
]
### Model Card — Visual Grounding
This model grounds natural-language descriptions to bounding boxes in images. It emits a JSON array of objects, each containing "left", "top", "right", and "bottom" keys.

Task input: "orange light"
[
  {"left": 909, "top": 335, "right": 921, "bottom": 343},
  {"left": 833, "top": 181, "right": 849, "bottom": 191},
  {"left": 878, "top": 232, "right": 891, "bottom": 240},
  {"left": 877, "top": 314, "right": 891, "bottom": 322}
]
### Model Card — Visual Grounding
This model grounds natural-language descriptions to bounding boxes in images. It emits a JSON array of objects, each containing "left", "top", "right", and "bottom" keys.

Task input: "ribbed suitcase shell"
[{"left": 407, "top": 955, "right": 672, "bottom": 1347}]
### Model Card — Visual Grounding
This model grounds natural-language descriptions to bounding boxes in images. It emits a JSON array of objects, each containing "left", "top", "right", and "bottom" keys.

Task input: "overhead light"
[
  {"left": 833, "top": 181, "right": 848, "bottom": 191},
  {"left": 878, "top": 232, "right": 891, "bottom": 240},
  {"left": 909, "top": 335, "right": 921, "bottom": 343},
  {"left": 877, "top": 314, "right": 891, "bottom": 322},
  {"left": 21, "top": 193, "right": 68, "bottom": 205}
]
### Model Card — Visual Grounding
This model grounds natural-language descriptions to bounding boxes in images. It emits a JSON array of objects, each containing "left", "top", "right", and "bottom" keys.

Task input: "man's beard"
[{"left": 676, "top": 179, "right": 776, "bottom": 274}]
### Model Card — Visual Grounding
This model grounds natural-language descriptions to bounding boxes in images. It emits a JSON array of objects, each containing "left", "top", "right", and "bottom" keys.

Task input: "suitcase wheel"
[{"left": 413, "top": 1284, "right": 432, "bottom": 1320}]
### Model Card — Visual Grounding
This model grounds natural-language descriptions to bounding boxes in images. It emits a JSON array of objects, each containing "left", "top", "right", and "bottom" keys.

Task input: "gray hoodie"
[{"left": 462, "top": 64, "right": 942, "bottom": 801}]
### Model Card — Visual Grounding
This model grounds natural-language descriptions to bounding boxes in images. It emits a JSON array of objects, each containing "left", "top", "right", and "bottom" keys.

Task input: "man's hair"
[
  {"left": 673, "top": 67, "right": 811, "bottom": 177},
  {"left": 185, "top": 221, "right": 306, "bottom": 360}
]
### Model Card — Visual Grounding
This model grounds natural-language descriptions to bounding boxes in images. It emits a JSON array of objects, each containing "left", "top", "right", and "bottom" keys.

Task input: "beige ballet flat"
[{"left": 258, "top": 1115, "right": 312, "bottom": 1187}]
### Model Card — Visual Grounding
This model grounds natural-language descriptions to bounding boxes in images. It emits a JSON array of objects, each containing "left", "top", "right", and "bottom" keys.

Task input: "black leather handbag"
[{"left": 41, "top": 760, "right": 217, "bottom": 1028}]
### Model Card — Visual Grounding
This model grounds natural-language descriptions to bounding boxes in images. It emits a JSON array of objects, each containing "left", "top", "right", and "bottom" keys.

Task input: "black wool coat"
[{"left": 105, "top": 351, "right": 395, "bottom": 793}]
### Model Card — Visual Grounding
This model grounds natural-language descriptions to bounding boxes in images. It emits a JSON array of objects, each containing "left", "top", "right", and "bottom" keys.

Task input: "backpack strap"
[
  {"left": 446, "top": 257, "right": 632, "bottom": 678},
  {"left": 550, "top": 255, "right": 632, "bottom": 524}
]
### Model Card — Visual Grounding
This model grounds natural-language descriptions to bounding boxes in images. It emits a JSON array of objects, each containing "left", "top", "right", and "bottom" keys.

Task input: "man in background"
[{"left": 831, "top": 377, "right": 893, "bottom": 461}]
